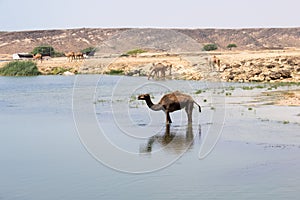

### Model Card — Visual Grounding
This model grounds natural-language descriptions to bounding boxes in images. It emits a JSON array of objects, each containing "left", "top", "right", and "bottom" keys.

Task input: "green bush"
[
  {"left": 51, "top": 67, "right": 68, "bottom": 75},
  {"left": 32, "top": 45, "right": 55, "bottom": 56},
  {"left": 125, "top": 49, "right": 147, "bottom": 56},
  {"left": 31, "top": 45, "right": 64, "bottom": 57},
  {"left": 52, "top": 51, "right": 65, "bottom": 57},
  {"left": 105, "top": 69, "right": 124, "bottom": 75},
  {"left": 0, "top": 61, "right": 40, "bottom": 76},
  {"left": 203, "top": 44, "right": 218, "bottom": 51},
  {"left": 81, "top": 47, "right": 96, "bottom": 55},
  {"left": 227, "top": 44, "right": 237, "bottom": 50},
  {"left": 195, "top": 89, "right": 203, "bottom": 94}
]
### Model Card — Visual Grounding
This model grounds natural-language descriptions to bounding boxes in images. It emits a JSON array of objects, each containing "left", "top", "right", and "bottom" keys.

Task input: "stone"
[
  {"left": 266, "top": 64, "right": 276, "bottom": 69},
  {"left": 232, "top": 64, "right": 241, "bottom": 68},
  {"left": 287, "top": 59, "right": 295, "bottom": 65},
  {"left": 63, "top": 71, "right": 75, "bottom": 76},
  {"left": 279, "top": 70, "right": 291, "bottom": 78},
  {"left": 269, "top": 71, "right": 281, "bottom": 80}
]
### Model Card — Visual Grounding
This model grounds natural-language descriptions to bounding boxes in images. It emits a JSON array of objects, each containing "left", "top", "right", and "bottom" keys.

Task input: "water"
[{"left": 0, "top": 75, "right": 300, "bottom": 199}]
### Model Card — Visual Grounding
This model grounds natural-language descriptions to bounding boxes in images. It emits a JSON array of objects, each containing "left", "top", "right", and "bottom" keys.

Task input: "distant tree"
[
  {"left": 52, "top": 51, "right": 65, "bottom": 57},
  {"left": 227, "top": 43, "right": 237, "bottom": 50},
  {"left": 203, "top": 44, "right": 218, "bottom": 51},
  {"left": 81, "top": 47, "right": 96, "bottom": 56},
  {"left": 31, "top": 45, "right": 55, "bottom": 56},
  {"left": 31, "top": 45, "right": 64, "bottom": 57}
]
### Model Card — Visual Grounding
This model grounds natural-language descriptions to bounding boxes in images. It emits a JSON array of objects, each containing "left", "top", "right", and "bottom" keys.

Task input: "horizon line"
[{"left": 2, "top": 25, "right": 300, "bottom": 32}]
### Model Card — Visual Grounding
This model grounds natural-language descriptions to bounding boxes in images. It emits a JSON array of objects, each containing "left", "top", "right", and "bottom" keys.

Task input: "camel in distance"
[
  {"left": 75, "top": 52, "right": 84, "bottom": 60},
  {"left": 207, "top": 55, "right": 221, "bottom": 71},
  {"left": 65, "top": 52, "right": 84, "bottom": 62},
  {"left": 138, "top": 91, "right": 201, "bottom": 124},
  {"left": 65, "top": 52, "right": 75, "bottom": 62},
  {"left": 33, "top": 53, "right": 43, "bottom": 63},
  {"left": 148, "top": 62, "right": 172, "bottom": 80}
]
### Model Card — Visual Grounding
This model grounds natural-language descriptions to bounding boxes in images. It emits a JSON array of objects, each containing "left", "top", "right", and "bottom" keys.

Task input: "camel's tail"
[{"left": 194, "top": 101, "right": 201, "bottom": 112}]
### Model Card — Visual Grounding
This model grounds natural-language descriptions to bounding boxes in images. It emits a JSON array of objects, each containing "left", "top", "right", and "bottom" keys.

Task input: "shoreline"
[
  {"left": 1, "top": 49, "right": 299, "bottom": 80},
  {"left": 1, "top": 50, "right": 299, "bottom": 106}
]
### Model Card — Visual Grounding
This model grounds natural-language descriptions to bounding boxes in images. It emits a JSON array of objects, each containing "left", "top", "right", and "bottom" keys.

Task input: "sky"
[{"left": 0, "top": 0, "right": 300, "bottom": 31}]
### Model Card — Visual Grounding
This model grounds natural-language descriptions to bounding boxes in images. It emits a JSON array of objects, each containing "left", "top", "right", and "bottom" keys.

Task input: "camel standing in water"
[
  {"left": 65, "top": 52, "right": 75, "bottom": 62},
  {"left": 138, "top": 91, "right": 201, "bottom": 124},
  {"left": 33, "top": 53, "right": 43, "bottom": 63},
  {"left": 148, "top": 62, "right": 172, "bottom": 80}
]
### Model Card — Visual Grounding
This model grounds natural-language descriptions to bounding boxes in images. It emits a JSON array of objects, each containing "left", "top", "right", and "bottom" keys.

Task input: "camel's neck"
[{"left": 145, "top": 97, "right": 163, "bottom": 111}]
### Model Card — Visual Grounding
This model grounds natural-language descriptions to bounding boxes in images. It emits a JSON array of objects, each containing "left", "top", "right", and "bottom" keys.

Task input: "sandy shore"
[
  {"left": 1, "top": 50, "right": 299, "bottom": 106},
  {"left": 1, "top": 49, "right": 300, "bottom": 76}
]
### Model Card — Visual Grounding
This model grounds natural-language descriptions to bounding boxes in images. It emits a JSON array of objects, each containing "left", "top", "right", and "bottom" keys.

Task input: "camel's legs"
[
  {"left": 154, "top": 70, "right": 159, "bottom": 79},
  {"left": 161, "top": 69, "right": 166, "bottom": 80},
  {"left": 166, "top": 111, "right": 172, "bottom": 124},
  {"left": 148, "top": 70, "right": 155, "bottom": 80},
  {"left": 168, "top": 66, "right": 172, "bottom": 76},
  {"left": 185, "top": 103, "right": 194, "bottom": 123}
]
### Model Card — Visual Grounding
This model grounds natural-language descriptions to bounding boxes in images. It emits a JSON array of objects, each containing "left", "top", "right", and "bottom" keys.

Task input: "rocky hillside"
[
  {"left": 0, "top": 28, "right": 128, "bottom": 54},
  {"left": 178, "top": 28, "right": 300, "bottom": 50},
  {"left": 1, "top": 27, "right": 300, "bottom": 54}
]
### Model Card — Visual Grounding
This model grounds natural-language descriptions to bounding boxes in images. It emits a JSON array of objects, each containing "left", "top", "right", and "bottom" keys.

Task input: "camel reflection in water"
[{"left": 140, "top": 124, "right": 201, "bottom": 154}]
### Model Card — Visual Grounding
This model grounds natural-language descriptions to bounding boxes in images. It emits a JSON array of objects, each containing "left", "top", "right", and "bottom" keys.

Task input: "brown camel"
[
  {"left": 138, "top": 91, "right": 201, "bottom": 124},
  {"left": 33, "top": 53, "right": 43, "bottom": 63},
  {"left": 148, "top": 62, "right": 172, "bottom": 80},
  {"left": 65, "top": 52, "right": 75, "bottom": 62},
  {"left": 75, "top": 52, "right": 84, "bottom": 60}
]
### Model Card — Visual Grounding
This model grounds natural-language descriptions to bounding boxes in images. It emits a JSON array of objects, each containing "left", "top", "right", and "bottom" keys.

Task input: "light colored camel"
[
  {"left": 65, "top": 52, "right": 75, "bottom": 62},
  {"left": 207, "top": 55, "right": 221, "bottom": 71},
  {"left": 33, "top": 53, "right": 43, "bottom": 63},
  {"left": 138, "top": 91, "right": 201, "bottom": 124},
  {"left": 148, "top": 62, "right": 172, "bottom": 80}
]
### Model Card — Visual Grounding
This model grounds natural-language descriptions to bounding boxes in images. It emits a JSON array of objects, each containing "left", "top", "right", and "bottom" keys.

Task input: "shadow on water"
[{"left": 140, "top": 123, "right": 202, "bottom": 155}]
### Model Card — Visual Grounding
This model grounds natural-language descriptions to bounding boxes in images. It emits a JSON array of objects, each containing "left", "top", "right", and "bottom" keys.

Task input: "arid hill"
[
  {"left": 0, "top": 28, "right": 127, "bottom": 54},
  {"left": 1, "top": 27, "right": 300, "bottom": 54}
]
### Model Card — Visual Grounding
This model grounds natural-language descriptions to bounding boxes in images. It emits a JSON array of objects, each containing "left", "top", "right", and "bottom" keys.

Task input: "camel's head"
[{"left": 138, "top": 94, "right": 150, "bottom": 100}]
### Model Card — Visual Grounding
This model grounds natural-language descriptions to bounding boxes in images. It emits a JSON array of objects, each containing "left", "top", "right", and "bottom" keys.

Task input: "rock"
[
  {"left": 221, "top": 64, "right": 232, "bottom": 71},
  {"left": 232, "top": 64, "right": 241, "bottom": 68},
  {"left": 251, "top": 69, "right": 262, "bottom": 76},
  {"left": 244, "top": 62, "right": 253, "bottom": 67},
  {"left": 249, "top": 75, "right": 265, "bottom": 82},
  {"left": 227, "top": 74, "right": 235, "bottom": 81},
  {"left": 280, "top": 58, "right": 287, "bottom": 62},
  {"left": 125, "top": 69, "right": 142, "bottom": 76},
  {"left": 269, "top": 71, "right": 281, "bottom": 80},
  {"left": 287, "top": 59, "right": 295, "bottom": 65},
  {"left": 266, "top": 64, "right": 276, "bottom": 69},
  {"left": 279, "top": 69, "right": 291, "bottom": 78},
  {"left": 256, "top": 62, "right": 264, "bottom": 68},
  {"left": 63, "top": 71, "right": 75, "bottom": 76}
]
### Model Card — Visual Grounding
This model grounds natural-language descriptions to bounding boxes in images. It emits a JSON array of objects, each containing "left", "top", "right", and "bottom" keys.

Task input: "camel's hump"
[{"left": 160, "top": 91, "right": 193, "bottom": 104}]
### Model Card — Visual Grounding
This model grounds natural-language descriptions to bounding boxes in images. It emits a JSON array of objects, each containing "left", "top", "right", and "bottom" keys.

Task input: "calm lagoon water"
[{"left": 0, "top": 75, "right": 300, "bottom": 199}]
